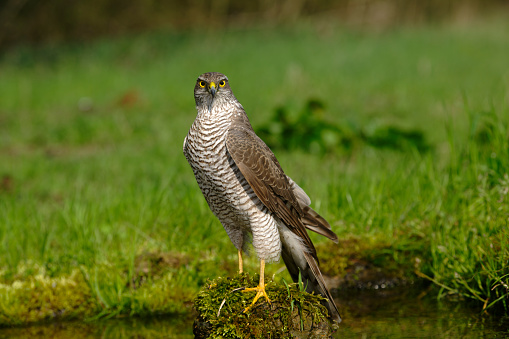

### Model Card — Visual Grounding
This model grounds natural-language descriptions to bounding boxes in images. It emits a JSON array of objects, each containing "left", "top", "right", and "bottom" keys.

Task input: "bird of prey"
[{"left": 183, "top": 72, "right": 341, "bottom": 322}]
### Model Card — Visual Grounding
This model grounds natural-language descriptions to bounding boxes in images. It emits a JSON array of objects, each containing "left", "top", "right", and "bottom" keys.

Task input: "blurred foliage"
[
  {"left": 1, "top": 0, "right": 509, "bottom": 48},
  {"left": 363, "top": 125, "right": 430, "bottom": 152},
  {"left": 256, "top": 99, "right": 350, "bottom": 155},
  {"left": 256, "top": 98, "right": 430, "bottom": 155}
]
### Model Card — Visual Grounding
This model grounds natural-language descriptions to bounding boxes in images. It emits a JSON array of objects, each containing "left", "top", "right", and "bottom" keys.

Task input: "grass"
[{"left": 0, "top": 18, "right": 508, "bottom": 326}]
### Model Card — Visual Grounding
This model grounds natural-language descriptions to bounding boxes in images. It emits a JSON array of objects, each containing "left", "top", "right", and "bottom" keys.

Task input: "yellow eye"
[
  {"left": 199, "top": 81, "right": 206, "bottom": 88},
  {"left": 219, "top": 80, "right": 226, "bottom": 87}
]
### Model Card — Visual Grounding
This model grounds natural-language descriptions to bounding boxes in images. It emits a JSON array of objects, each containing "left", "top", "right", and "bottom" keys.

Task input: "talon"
[
  {"left": 243, "top": 283, "right": 271, "bottom": 312},
  {"left": 242, "top": 259, "right": 270, "bottom": 313}
]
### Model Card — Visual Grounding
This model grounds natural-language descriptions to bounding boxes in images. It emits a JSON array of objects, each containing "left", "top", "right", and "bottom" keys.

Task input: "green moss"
[
  {"left": 0, "top": 266, "right": 98, "bottom": 326},
  {"left": 194, "top": 273, "right": 337, "bottom": 338},
  {"left": 0, "top": 260, "right": 196, "bottom": 327}
]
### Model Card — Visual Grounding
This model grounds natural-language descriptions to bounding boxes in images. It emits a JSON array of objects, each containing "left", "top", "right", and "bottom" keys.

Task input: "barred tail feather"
[{"left": 280, "top": 234, "right": 342, "bottom": 323}]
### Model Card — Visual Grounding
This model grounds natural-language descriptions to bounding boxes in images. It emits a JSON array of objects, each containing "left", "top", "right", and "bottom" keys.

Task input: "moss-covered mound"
[{"left": 193, "top": 273, "right": 338, "bottom": 338}]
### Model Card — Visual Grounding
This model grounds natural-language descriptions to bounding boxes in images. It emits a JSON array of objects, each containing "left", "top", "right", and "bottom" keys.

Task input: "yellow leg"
[
  {"left": 238, "top": 249, "right": 243, "bottom": 273},
  {"left": 243, "top": 259, "right": 271, "bottom": 312}
]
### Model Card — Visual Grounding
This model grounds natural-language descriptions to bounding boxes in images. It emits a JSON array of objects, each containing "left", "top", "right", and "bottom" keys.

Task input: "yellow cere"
[{"left": 210, "top": 82, "right": 216, "bottom": 88}]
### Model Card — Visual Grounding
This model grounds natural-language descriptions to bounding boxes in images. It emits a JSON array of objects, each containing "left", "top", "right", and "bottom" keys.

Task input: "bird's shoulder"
[
  {"left": 226, "top": 112, "right": 280, "bottom": 172},
  {"left": 225, "top": 113, "right": 303, "bottom": 215}
]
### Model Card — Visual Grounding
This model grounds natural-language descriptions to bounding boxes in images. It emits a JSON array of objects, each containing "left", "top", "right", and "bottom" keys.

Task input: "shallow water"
[
  {"left": 1, "top": 288, "right": 507, "bottom": 338},
  {"left": 335, "top": 288, "right": 509, "bottom": 338}
]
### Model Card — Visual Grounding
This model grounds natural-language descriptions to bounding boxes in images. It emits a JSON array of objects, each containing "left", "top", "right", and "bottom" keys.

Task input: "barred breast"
[{"left": 183, "top": 106, "right": 282, "bottom": 263}]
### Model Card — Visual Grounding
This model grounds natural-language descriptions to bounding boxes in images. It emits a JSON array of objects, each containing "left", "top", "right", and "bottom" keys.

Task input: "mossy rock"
[{"left": 193, "top": 273, "right": 337, "bottom": 338}]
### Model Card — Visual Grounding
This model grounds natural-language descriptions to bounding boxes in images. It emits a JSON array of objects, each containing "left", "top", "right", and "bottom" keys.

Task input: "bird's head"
[{"left": 194, "top": 72, "right": 232, "bottom": 109}]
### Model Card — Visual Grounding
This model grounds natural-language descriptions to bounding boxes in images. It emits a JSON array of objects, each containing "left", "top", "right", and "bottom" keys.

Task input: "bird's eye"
[
  {"left": 199, "top": 81, "right": 206, "bottom": 88},
  {"left": 219, "top": 80, "right": 226, "bottom": 87}
]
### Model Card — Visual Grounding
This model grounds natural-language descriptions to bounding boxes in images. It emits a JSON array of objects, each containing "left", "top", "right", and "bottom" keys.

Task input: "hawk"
[{"left": 183, "top": 72, "right": 341, "bottom": 322}]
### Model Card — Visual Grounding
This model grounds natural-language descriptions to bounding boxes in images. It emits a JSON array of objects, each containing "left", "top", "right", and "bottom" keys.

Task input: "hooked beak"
[{"left": 209, "top": 82, "right": 217, "bottom": 97}]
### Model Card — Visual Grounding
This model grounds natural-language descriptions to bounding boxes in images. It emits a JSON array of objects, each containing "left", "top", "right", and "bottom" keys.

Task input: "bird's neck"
[
  {"left": 191, "top": 102, "right": 234, "bottom": 136},
  {"left": 196, "top": 99, "right": 241, "bottom": 121}
]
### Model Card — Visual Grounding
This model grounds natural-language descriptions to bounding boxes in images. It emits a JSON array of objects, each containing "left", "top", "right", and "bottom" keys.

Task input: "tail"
[
  {"left": 281, "top": 239, "right": 342, "bottom": 323},
  {"left": 282, "top": 177, "right": 341, "bottom": 321}
]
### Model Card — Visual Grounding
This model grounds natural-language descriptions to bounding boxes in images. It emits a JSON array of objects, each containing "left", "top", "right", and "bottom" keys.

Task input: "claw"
[
  {"left": 242, "top": 259, "right": 270, "bottom": 313},
  {"left": 242, "top": 283, "right": 271, "bottom": 312}
]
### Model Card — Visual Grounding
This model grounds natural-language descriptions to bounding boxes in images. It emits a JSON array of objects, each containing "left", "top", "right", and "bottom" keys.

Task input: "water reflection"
[
  {"left": 1, "top": 288, "right": 507, "bottom": 338},
  {"left": 335, "top": 288, "right": 508, "bottom": 338},
  {"left": 0, "top": 316, "right": 194, "bottom": 339}
]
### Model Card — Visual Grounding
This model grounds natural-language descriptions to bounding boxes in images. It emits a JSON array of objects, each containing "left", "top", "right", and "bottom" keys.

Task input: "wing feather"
[{"left": 225, "top": 120, "right": 318, "bottom": 260}]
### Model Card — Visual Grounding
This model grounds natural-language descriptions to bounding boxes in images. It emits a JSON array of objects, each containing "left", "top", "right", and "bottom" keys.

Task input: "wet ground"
[{"left": 1, "top": 287, "right": 507, "bottom": 338}]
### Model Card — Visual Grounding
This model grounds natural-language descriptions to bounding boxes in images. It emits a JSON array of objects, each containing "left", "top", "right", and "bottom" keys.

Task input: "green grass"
[{"left": 0, "top": 18, "right": 508, "bottom": 325}]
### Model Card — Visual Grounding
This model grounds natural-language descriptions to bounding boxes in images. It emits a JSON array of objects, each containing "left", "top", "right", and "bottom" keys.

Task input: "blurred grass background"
[
  {"left": 0, "top": 0, "right": 509, "bottom": 327},
  {"left": 1, "top": 0, "right": 508, "bottom": 48}
]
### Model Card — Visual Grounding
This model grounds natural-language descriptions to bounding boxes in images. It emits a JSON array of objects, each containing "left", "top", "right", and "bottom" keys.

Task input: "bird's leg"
[
  {"left": 242, "top": 259, "right": 271, "bottom": 312},
  {"left": 238, "top": 249, "right": 243, "bottom": 273}
]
